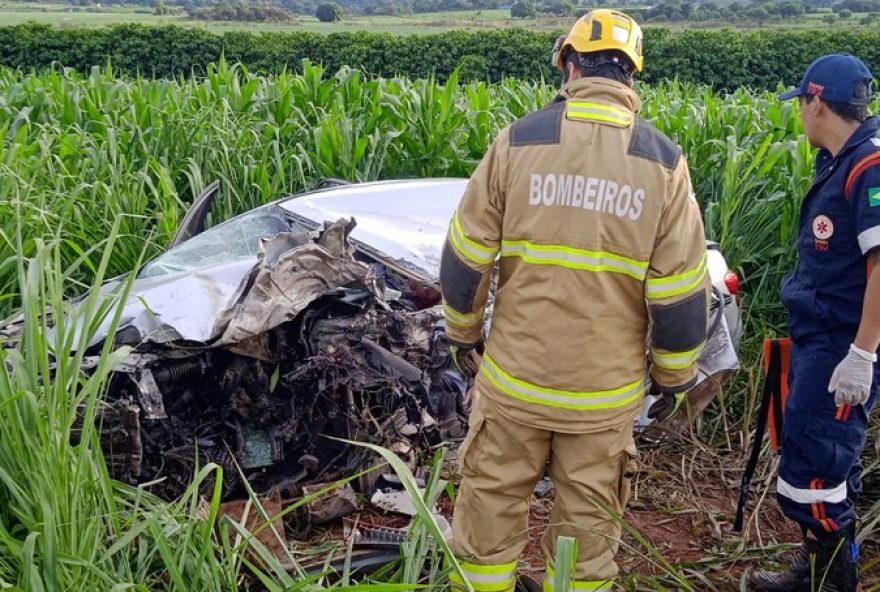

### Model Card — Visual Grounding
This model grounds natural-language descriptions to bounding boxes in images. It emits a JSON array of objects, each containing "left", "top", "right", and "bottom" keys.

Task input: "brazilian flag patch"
[{"left": 871, "top": 187, "right": 880, "bottom": 207}]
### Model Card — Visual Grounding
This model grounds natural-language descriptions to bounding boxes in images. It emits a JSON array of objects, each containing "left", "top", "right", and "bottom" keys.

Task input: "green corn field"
[
  {"left": 0, "top": 60, "right": 878, "bottom": 590},
  {"left": 0, "top": 60, "right": 827, "bottom": 319}
]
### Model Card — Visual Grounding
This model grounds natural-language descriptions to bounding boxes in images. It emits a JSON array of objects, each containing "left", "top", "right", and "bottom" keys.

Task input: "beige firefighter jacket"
[{"left": 440, "top": 77, "right": 711, "bottom": 433}]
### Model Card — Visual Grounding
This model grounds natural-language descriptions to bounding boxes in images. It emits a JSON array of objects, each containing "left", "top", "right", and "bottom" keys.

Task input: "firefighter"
[
  {"left": 750, "top": 54, "right": 880, "bottom": 592},
  {"left": 439, "top": 10, "right": 711, "bottom": 590}
]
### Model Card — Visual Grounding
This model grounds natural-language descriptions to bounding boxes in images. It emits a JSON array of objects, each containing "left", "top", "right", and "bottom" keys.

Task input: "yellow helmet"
[{"left": 553, "top": 9, "right": 644, "bottom": 73}]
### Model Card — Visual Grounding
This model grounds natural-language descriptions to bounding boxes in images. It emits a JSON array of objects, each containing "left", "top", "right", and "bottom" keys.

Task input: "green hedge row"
[{"left": 1, "top": 23, "right": 879, "bottom": 89}]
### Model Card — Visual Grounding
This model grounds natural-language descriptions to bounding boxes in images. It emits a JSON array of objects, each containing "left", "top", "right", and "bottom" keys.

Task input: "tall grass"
[{"left": 0, "top": 215, "right": 246, "bottom": 589}]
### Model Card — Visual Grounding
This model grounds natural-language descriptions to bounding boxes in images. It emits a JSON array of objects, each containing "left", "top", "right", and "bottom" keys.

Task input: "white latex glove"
[{"left": 828, "top": 343, "right": 877, "bottom": 406}]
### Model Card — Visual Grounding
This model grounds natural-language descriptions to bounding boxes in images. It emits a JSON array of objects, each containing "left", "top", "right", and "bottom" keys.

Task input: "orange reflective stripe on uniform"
[
  {"left": 449, "top": 211, "right": 498, "bottom": 266},
  {"left": 481, "top": 353, "right": 645, "bottom": 410},
  {"left": 808, "top": 479, "right": 838, "bottom": 533},
  {"left": 844, "top": 150, "right": 880, "bottom": 199},
  {"left": 543, "top": 563, "right": 614, "bottom": 591},
  {"left": 645, "top": 252, "right": 707, "bottom": 300},
  {"left": 449, "top": 559, "right": 517, "bottom": 592},
  {"left": 566, "top": 101, "right": 633, "bottom": 127},
  {"left": 500, "top": 240, "right": 648, "bottom": 281}
]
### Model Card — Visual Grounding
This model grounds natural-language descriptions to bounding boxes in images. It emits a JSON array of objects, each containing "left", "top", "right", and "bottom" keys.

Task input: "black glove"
[
  {"left": 450, "top": 342, "right": 483, "bottom": 379},
  {"left": 647, "top": 385, "right": 687, "bottom": 422}
]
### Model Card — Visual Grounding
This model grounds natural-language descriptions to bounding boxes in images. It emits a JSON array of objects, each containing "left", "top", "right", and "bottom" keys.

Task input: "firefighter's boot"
[
  {"left": 515, "top": 574, "right": 542, "bottom": 592},
  {"left": 750, "top": 526, "right": 860, "bottom": 592},
  {"left": 749, "top": 533, "right": 810, "bottom": 591},
  {"left": 811, "top": 524, "right": 860, "bottom": 592}
]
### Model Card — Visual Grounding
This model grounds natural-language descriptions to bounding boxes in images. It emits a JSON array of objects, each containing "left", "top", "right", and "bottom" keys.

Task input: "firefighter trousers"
[{"left": 450, "top": 393, "right": 638, "bottom": 592}]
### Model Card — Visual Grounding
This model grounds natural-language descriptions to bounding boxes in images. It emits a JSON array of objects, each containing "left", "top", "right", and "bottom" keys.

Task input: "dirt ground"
[
  {"left": 280, "top": 434, "right": 878, "bottom": 591},
  {"left": 516, "top": 438, "right": 879, "bottom": 590}
]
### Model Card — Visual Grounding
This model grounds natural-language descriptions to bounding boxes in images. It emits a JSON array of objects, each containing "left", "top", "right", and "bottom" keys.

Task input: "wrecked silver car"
[{"left": 2, "top": 179, "right": 741, "bottom": 501}]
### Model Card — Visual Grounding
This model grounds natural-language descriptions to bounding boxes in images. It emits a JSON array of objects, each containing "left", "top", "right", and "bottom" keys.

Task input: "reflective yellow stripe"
[
  {"left": 568, "top": 101, "right": 621, "bottom": 111},
  {"left": 645, "top": 253, "right": 708, "bottom": 300},
  {"left": 567, "top": 110, "right": 632, "bottom": 126},
  {"left": 544, "top": 563, "right": 614, "bottom": 591},
  {"left": 449, "top": 560, "right": 517, "bottom": 592},
  {"left": 651, "top": 344, "right": 704, "bottom": 370},
  {"left": 500, "top": 240, "right": 648, "bottom": 281},
  {"left": 450, "top": 573, "right": 514, "bottom": 592},
  {"left": 542, "top": 578, "right": 614, "bottom": 591},
  {"left": 566, "top": 101, "right": 633, "bottom": 126},
  {"left": 480, "top": 354, "right": 645, "bottom": 410},
  {"left": 443, "top": 302, "right": 482, "bottom": 328},
  {"left": 449, "top": 211, "right": 497, "bottom": 266},
  {"left": 568, "top": 101, "right": 633, "bottom": 119}
]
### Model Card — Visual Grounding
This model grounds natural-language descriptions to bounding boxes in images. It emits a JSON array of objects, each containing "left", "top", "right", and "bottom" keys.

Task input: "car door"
[{"left": 169, "top": 181, "right": 221, "bottom": 249}]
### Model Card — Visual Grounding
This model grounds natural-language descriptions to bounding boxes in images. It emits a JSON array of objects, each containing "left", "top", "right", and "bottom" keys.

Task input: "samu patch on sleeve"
[{"left": 870, "top": 187, "right": 880, "bottom": 207}]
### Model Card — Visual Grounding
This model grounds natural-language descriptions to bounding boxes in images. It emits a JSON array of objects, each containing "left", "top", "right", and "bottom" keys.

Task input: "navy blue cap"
[{"left": 778, "top": 53, "right": 874, "bottom": 105}]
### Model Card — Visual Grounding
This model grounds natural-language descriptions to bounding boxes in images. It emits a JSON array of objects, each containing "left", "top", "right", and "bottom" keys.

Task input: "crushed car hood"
[
  {"left": 78, "top": 220, "right": 371, "bottom": 349},
  {"left": 87, "top": 258, "right": 259, "bottom": 347},
  {"left": 74, "top": 179, "right": 466, "bottom": 350}
]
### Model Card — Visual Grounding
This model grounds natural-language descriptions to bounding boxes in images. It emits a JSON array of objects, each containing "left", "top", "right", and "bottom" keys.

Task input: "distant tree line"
[
  {"left": 245, "top": 0, "right": 504, "bottom": 16},
  {"left": 629, "top": 0, "right": 877, "bottom": 23},
  {"left": 186, "top": 0, "right": 854, "bottom": 20},
  {"left": 187, "top": 1, "right": 294, "bottom": 21},
  {"left": 634, "top": 0, "right": 803, "bottom": 23},
  {"left": 509, "top": 0, "right": 581, "bottom": 18},
  {"left": 334, "top": 0, "right": 502, "bottom": 15},
  {"left": 830, "top": 0, "right": 880, "bottom": 10},
  {"left": 0, "top": 0, "right": 501, "bottom": 15},
  {"left": 3, "top": 0, "right": 507, "bottom": 15},
  {"left": 6, "top": 0, "right": 880, "bottom": 17}
]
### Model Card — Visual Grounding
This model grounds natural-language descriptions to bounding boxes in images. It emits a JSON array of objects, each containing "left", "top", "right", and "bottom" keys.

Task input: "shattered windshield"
[{"left": 139, "top": 206, "right": 295, "bottom": 279}]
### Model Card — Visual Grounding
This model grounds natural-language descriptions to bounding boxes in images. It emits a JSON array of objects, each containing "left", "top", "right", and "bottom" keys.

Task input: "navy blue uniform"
[{"left": 778, "top": 116, "right": 880, "bottom": 533}]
